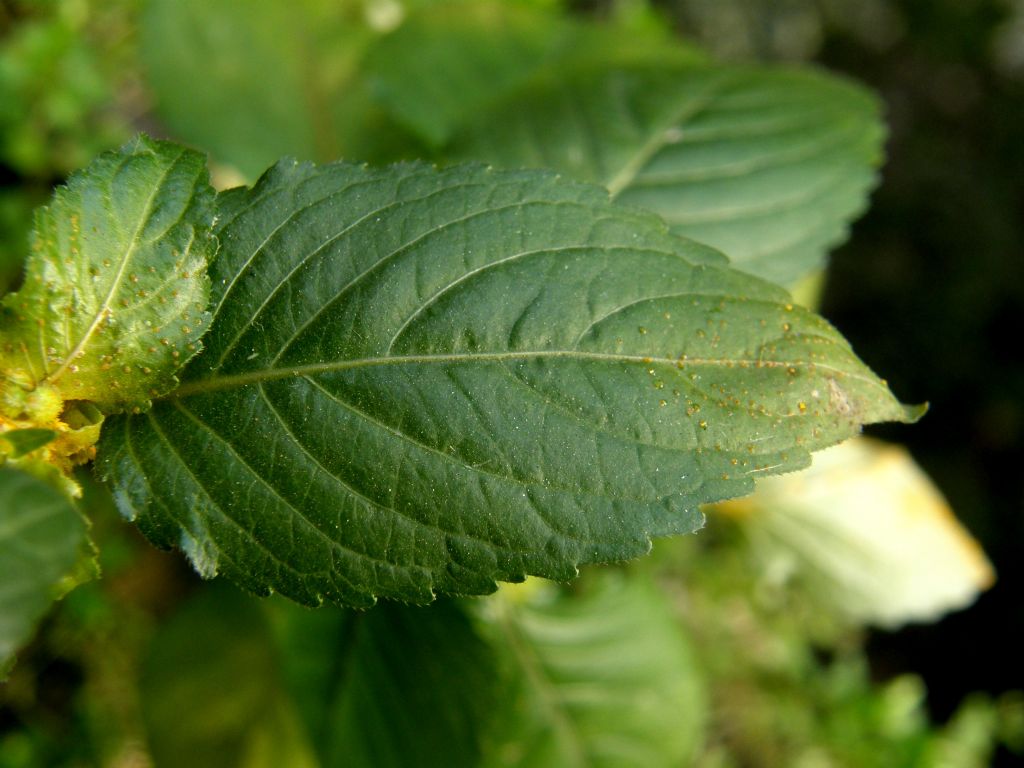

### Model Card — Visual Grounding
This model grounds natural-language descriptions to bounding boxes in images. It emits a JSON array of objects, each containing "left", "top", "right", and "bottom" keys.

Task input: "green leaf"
[
  {"left": 141, "top": 585, "right": 319, "bottom": 768},
  {"left": 99, "top": 160, "right": 916, "bottom": 607},
  {"left": 481, "top": 573, "right": 706, "bottom": 767},
  {"left": 0, "top": 428, "right": 56, "bottom": 457},
  {"left": 270, "top": 598, "right": 499, "bottom": 768},
  {"left": 0, "top": 466, "right": 92, "bottom": 677},
  {"left": 448, "top": 63, "right": 884, "bottom": 286},
  {"left": 363, "top": 2, "right": 574, "bottom": 147},
  {"left": 0, "top": 135, "right": 215, "bottom": 414},
  {"left": 140, "top": 0, "right": 704, "bottom": 174},
  {"left": 362, "top": 1, "right": 704, "bottom": 147},
  {"left": 0, "top": 188, "right": 40, "bottom": 294},
  {"left": 142, "top": 584, "right": 497, "bottom": 768},
  {"left": 363, "top": 2, "right": 705, "bottom": 148},
  {"left": 140, "top": 0, "right": 412, "bottom": 177}
]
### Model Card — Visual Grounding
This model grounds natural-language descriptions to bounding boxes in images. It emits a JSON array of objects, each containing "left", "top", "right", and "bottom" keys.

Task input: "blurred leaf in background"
[
  {"left": 480, "top": 574, "right": 706, "bottom": 768},
  {"left": 0, "top": 466, "right": 93, "bottom": 679},
  {"left": 139, "top": 0, "right": 393, "bottom": 178},
  {"left": 446, "top": 62, "right": 883, "bottom": 286},
  {"left": 0, "top": 187, "right": 37, "bottom": 292},
  {"left": 141, "top": 584, "right": 500, "bottom": 768},
  {"left": 653, "top": 522, "right": 1023, "bottom": 767},
  {"left": 0, "top": 472, "right": 171, "bottom": 767},
  {"left": 714, "top": 437, "right": 994, "bottom": 629},
  {"left": 138, "top": 0, "right": 697, "bottom": 177}
]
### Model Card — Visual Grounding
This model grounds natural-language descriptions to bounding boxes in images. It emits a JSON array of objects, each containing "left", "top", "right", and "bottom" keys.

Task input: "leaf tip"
[{"left": 900, "top": 401, "right": 929, "bottom": 424}]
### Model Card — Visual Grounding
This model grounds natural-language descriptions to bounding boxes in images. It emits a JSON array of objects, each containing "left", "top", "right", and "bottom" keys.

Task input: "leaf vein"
[
  {"left": 267, "top": 198, "right": 618, "bottom": 367},
  {"left": 46, "top": 148, "right": 187, "bottom": 384},
  {"left": 165, "top": 400, "right": 418, "bottom": 573}
]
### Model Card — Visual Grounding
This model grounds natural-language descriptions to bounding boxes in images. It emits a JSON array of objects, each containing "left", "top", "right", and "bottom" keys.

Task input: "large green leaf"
[
  {"left": 481, "top": 573, "right": 706, "bottom": 767},
  {"left": 99, "top": 161, "right": 916, "bottom": 607},
  {"left": 0, "top": 135, "right": 214, "bottom": 413},
  {"left": 448, "top": 64, "right": 884, "bottom": 286},
  {"left": 141, "top": 584, "right": 497, "bottom": 768},
  {"left": 0, "top": 466, "right": 91, "bottom": 677}
]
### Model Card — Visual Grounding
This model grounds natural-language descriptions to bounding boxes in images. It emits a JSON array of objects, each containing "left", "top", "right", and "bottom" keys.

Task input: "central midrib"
[
  {"left": 169, "top": 349, "right": 867, "bottom": 398},
  {"left": 604, "top": 72, "right": 733, "bottom": 198}
]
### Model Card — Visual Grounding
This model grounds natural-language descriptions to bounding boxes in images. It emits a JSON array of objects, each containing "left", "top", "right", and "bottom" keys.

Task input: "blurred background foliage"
[{"left": 1, "top": 0, "right": 1022, "bottom": 766}]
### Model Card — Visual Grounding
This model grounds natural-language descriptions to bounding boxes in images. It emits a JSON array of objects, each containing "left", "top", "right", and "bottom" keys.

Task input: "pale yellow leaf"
[{"left": 715, "top": 437, "right": 994, "bottom": 628}]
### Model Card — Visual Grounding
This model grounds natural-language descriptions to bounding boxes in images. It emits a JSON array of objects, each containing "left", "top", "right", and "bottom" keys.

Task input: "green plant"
[{"left": 1, "top": 2, "right": 1014, "bottom": 766}]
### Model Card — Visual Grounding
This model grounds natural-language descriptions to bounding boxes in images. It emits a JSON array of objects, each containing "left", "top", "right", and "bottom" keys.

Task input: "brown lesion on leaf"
[{"left": 826, "top": 376, "right": 855, "bottom": 417}]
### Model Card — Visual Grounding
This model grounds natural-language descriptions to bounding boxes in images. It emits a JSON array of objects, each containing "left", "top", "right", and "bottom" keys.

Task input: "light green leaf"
[
  {"left": 99, "top": 161, "right": 916, "bottom": 607},
  {"left": 363, "top": 1, "right": 706, "bottom": 148},
  {"left": 140, "top": 0, "right": 703, "bottom": 174},
  {"left": 363, "top": 1, "right": 575, "bottom": 147},
  {"left": 142, "top": 584, "right": 497, "bottom": 768},
  {"left": 0, "top": 135, "right": 215, "bottom": 414},
  {"left": 448, "top": 63, "right": 884, "bottom": 286},
  {"left": 481, "top": 573, "right": 706, "bottom": 767},
  {"left": 141, "top": 0, "right": 412, "bottom": 178},
  {"left": 0, "top": 466, "right": 92, "bottom": 677},
  {"left": 715, "top": 437, "right": 994, "bottom": 628}
]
